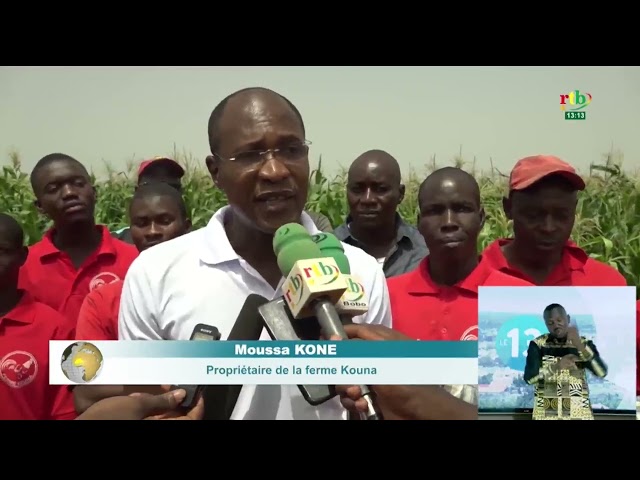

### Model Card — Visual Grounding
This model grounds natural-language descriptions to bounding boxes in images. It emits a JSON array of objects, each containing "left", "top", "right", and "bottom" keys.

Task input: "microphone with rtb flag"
[
  {"left": 258, "top": 226, "right": 335, "bottom": 405},
  {"left": 270, "top": 223, "right": 383, "bottom": 420},
  {"left": 311, "top": 232, "right": 381, "bottom": 420},
  {"left": 311, "top": 233, "right": 368, "bottom": 320}
]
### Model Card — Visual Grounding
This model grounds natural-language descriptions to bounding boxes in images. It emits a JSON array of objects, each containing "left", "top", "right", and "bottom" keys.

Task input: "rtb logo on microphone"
[
  {"left": 282, "top": 258, "right": 348, "bottom": 318},
  {"left": 336, "top": 277, "right": 368, "bottom": 315}
]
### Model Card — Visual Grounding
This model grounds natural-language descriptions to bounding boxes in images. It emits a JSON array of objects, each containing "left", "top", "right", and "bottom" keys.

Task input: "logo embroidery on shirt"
[
  {"left": 89, "top": 272, "right": 121, "bottom": 292},
  {"left": 0, "top": 351, "right": 39, "bottom": 389},
  {"left": 460, "top": 325, "right": 478, "bottom": 341}
]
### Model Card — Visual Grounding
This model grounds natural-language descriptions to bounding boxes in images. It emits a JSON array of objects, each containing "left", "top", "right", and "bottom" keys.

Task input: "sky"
[{"left": 2, "top": 66, "right": 639, "bottom": 179}]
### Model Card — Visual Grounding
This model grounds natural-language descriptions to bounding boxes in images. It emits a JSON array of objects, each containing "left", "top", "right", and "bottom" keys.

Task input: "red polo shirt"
[
  {"left": 19, "top": 225, "right": 138, "bottom": 331},
  {"left": 481, "top": 239, "right": 627, "bottom": 286},
  {"left": 388, "top": 256, "right": 533, "bottom": 341},
  {"left": 0, "top": 292, "right": 77, "bottom": 420},
  {"left": 75, "top": 280, "right": 123, "bottom": 341}
]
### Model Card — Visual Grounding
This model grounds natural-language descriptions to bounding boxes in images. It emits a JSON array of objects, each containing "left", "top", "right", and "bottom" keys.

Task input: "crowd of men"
[{"left": 0, "top": 86, "right": 637, "bottom": 421}]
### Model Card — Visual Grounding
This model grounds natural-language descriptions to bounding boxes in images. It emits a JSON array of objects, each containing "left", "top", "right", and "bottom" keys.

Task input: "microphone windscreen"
[
  {"left": 312, "top": 233, "right": 351, "bottom": 274},
  {"left": 273, "top": 223, "right": 323, "bottom": 276}
]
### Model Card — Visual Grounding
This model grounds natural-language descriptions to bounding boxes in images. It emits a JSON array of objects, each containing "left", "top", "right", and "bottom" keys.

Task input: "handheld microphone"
[
  {"left": 170, "top": 324, "right": 221, "bottom": 409},
  {"left": 311, "top": 232, "right": 382, "bottom": 421},
  {"left": 258, "top": 297, "right": 335, "bottom": 406},
  {"left": 312, "top": 233, "right": 369, "bottom": 319},
  {"left": 273, "top": 225, "right": 383, "bottom": 420},
  {"left": 202, "top": 293, "right": 269, "bottom": 420}
]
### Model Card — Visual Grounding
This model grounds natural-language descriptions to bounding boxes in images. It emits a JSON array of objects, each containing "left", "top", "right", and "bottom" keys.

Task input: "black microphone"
[
  {"left": 258, "top": 297, "right": 335, "bottom": 406},
  {"left": 202, "top": 293, "right": 269, "bottom": 420}
]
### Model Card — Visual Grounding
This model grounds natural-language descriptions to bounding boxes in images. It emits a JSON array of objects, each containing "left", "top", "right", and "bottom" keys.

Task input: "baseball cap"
[
  {"left": 509, "top": 155, "right": 585, "bottom": 192},
  {"left": 137, "top": 156, "right": 185, "bottom": 179}
]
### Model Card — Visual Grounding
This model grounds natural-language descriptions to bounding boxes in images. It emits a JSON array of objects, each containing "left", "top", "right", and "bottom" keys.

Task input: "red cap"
[
  {"left": 137, "top": 157, "right": 185, "bottom": 179},
  {"left": 509, "top": 155, "right": 585, "bottom": 192}
]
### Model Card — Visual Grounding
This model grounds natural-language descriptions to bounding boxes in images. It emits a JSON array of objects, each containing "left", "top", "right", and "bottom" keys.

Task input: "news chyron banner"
[{"left": 49, "top": 340, "right": 478, "bottom": 386}]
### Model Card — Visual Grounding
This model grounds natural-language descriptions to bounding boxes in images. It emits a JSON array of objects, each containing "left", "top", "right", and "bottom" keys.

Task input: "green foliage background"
[{"left": 2, "top": 149, "right": 638, "bottom": 288}]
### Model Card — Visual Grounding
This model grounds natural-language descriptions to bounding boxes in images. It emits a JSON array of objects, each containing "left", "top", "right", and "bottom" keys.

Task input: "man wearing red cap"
[
  {"left": 113, "top": 157, "right": 185, "bottom": 243},
  {"left": 482, "top": 155, "right": 627, "bottom": 286}
]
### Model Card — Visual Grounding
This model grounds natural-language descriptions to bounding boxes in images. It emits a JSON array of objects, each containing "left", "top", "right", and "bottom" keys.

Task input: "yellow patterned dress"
[{"left": 523, "top": 334, "right": 607, "bottom": 420}]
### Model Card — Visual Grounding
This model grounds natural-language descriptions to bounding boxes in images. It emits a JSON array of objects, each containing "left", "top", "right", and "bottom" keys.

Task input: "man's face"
[
  {"left": 32, "top": 159, "right": 96, "bottom": 227},
  {"left": 0, "top": 229, "right": 27, "bottom": 289},
  {"left": 129, "top": 195, "right": 190, "bottom": 252},
  {"left": 545, "top": 308, "right": 570, "bottom": 338},
  {"left": 138, "top": 165, "right": 182, "bottom": 192},
  {"left": 207, "top": 93, "right": 309, "bottom": 234},
  {"left": 418, "top": 176, "right": 484, "bottom": 259},
  {"left": 347, "top": 159, "right": 403, "bottom": 229},
  {"left": 503, "top": 179, "right": 577, "bottom": 254}
]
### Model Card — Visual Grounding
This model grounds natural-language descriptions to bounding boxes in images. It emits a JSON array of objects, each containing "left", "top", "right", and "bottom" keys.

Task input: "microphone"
[
  {"left": 202, "top": 293, "right": 269, "bottom": 420},
  {"left": 171, "top": 324, "right": 222, "bottom": 410},
  {"left": 311, "top": 232, "right": 382, "bottom": 421},
  {"left": 258, "top": 297, "right": 335, "bottom": 406},
  {"left": 312, "top": 233, "right": 369, "bottom": 320},
  {"left": 273, "top": 224, "right": 383, "bottom": 420}
]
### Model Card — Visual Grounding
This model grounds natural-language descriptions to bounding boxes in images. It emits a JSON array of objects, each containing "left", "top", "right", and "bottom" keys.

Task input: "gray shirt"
[{"left": 334, "top": 215, "right": 428, "bottom": 278}]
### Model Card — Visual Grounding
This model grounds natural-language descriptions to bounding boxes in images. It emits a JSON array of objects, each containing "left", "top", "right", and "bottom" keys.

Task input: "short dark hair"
[
  {"left": 129, "top": 182, "right": 188, "bottom": 220},
  {"left": 418, "top": 166, "right": 480, "bottom": 205},
  {"left": 0, "top": 213, "right": 24, "bottom": 248},
  {"left": 207, "top": 87, "right": 306, "bottom": 155},
  {"left": 30, "top": 153, "right": 88, "bottom": 192},
  {"left": 543, "top": 303, "right": 566, "bottom": 320}
]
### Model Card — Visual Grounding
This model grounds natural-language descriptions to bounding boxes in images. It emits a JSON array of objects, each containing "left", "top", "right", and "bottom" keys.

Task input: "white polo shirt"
[{"left": 118, "top": 206, "right": 392, "bottom": 420}]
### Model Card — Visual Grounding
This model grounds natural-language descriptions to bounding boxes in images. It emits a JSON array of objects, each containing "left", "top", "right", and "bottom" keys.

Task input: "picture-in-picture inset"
[{"left": 478, "top": 286, "right": 636, "bottom": 420}]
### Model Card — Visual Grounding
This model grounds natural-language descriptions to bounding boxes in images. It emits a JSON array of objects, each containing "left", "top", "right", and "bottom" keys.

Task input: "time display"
[{"left": 565, "top": 111, "right": 586, "bottom": 120}]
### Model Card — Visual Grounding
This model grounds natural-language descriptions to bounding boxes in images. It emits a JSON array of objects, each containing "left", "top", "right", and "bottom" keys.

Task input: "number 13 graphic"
[{"left": 495, "top": 316, "right": 547, "bottom": 371}]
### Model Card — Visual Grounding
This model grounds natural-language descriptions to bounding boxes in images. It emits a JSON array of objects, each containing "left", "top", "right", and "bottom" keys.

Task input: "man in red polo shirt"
[
  {"left": 387, "top": 167, "right": 532, "bottom": 342},
  {"left": 482, "top": 154, "right": 627, "bottom": 286},
  {"left": 73, "top": 183, "right": 191, "bottom": 413},
  {"left": 0, "top": 213, "right": 77, "bottom": 420},
  {"left": 76, "top": 183, "right": 190, "bottom": 342},
  {"left": 19, "top": 153, "right": 138, "bottom": 331}
]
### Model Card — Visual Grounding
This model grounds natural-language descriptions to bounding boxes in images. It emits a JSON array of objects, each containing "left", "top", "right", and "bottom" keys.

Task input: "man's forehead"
[
  {"left": 131, "top": 196, "right": 179, "bottom": 214},
  {"left": 220, "top": 93, "right": 301, "bottom": 140},
  {"left": 421, "top": 179, "right": 478, "bottom": 203},
  {"left": 35, "top": 160, "right": 87, "bottom": 184}
]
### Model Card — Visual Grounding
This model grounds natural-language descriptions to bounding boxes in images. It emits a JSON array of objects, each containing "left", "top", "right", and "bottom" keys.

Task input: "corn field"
[{"left": 2, "top": 149, "right": 639, "bottom": 288}]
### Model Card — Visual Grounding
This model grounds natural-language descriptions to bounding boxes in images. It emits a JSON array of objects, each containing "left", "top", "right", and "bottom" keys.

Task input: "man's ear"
[
  {"left": 18, "top": 246, "right": 28, "bottom": 267},
  {"left": 502, "top": 196, "right": 512, "bottom": 220},
  {"left": 33, "top": 198, "right": 45, "bottom": 216},
  {"left": 479, "top": 206, "right": 486, "bottom": 229},
  {"left": 398, "top": 184, "right": 405, "bottom": 204},
  {"left": 205, "top": 155, "right": 221, "bottom": 188}
]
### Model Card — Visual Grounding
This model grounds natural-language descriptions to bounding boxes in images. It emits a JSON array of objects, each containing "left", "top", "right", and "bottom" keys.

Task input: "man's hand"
[
  {"left": 75, "top": 389, "right": 204, "bottom": 420},
  {"left": 566, "top": 325, "right": 583, "bottom": 350},
  {"left": 331, "top": 324, "right": 476, "bottom": 420},
  {"left": 342, "top": 323, "right": 413, "bottom": 341},
  {"left": 556, "top": 354, "right": 579, "bottom": 371}
]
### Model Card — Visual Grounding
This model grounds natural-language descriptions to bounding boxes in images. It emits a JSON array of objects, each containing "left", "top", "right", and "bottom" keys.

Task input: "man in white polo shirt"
[{"left": 118, "top": 87, "right": 392, "bottom": 420}]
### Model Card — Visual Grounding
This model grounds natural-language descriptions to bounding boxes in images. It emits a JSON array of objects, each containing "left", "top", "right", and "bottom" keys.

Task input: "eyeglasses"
[{"left": 218, "top": 140, "right": 311, "bottom": 166}]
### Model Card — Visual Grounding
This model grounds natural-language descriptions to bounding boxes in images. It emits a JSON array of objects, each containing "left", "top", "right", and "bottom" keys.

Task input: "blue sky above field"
[{"left": 1, "top": 66, "right": 639, "bottom": 179}]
